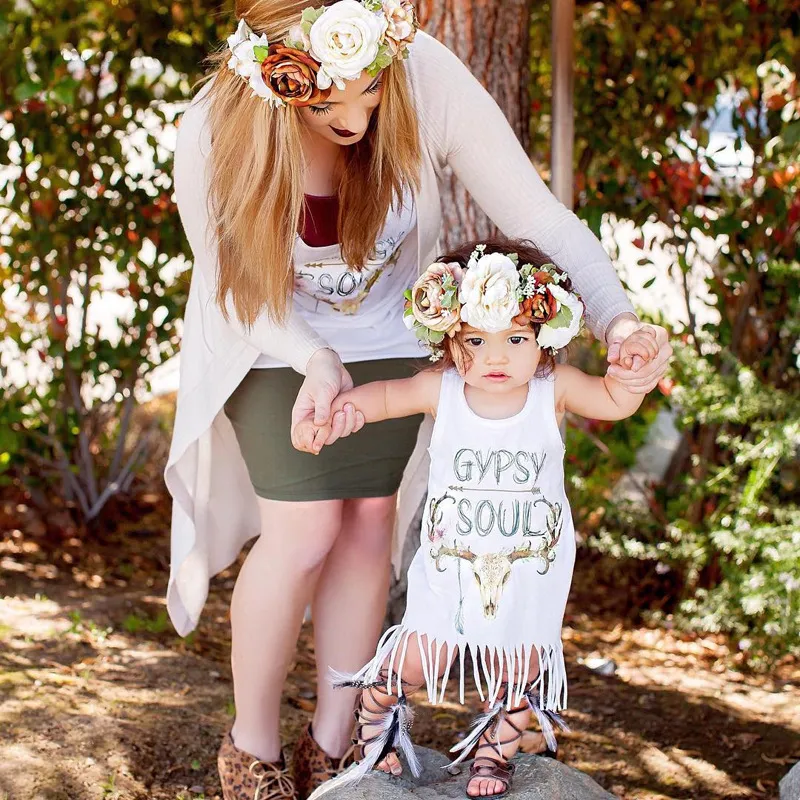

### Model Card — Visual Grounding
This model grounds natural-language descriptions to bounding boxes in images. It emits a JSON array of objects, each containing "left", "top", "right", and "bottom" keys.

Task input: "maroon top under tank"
[{"left": 300, "top": 194, "right": 339, "bottom": 247}]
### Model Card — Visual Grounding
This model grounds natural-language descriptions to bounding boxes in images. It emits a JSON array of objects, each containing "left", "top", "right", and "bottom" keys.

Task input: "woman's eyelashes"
[
  {"left": 364, "top": 79, "right": 383, "bottom": 95},
  {"left": 309, "top": 104, "right": 331, "bottom": 116}
]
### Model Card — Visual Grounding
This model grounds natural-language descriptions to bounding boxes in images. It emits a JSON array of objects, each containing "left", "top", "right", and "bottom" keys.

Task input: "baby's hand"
[
  {"left": 292, "top": 418, "right": 334, "bottom": 454},
  {"left": 616, "top": 327, "right": 659, "bottom": 371}
]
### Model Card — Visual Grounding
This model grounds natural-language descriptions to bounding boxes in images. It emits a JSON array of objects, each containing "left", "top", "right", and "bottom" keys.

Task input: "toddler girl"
[{"left": 297, "top": 238, "right": 659, "bottom": 799}]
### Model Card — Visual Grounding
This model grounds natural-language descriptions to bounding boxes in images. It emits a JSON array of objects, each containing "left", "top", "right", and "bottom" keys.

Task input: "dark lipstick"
[{"left": 330, "top": 126, "right": 358, "bottom": 138}]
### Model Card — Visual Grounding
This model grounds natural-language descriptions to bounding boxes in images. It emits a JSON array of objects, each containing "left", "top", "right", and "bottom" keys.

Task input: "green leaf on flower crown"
[
  {"left": 367, "top": 44, "right": 393, "bottom": 76},
  {"left": 253, "top": 45, "right": 270, "bottom": 62},
  {"left": 508, "top": 252, "right": 519, "bottom": 265},
  {"left": 403, "top": 289, "right": 413, "bottom": 302},
  {"left": 301, "top": 6, "right": 325, "bottom": 34},
  {"left": 362, "top": 0, "right": 383, "bottom": 10},
  {"left": 428, "top": 330, "right": 446, "bottom": 344},
  {"left": 547, "top": 304, "right": 573, "bottom": 329}
]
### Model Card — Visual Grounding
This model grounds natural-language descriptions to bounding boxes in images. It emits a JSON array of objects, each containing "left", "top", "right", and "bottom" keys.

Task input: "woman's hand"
[
  {"left": 290, "top": 348, "right": 365, "bottom": 452},
  {"left": 605, "top": 313, "right": 672, "bottom": 394}
]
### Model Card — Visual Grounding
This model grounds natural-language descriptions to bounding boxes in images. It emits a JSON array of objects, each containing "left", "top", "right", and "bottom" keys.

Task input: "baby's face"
[{"left": 455, "top": 324, "right": 542, "bottom": 393}]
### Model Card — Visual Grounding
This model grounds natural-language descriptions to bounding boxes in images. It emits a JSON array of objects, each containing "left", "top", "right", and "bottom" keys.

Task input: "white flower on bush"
[
  {"left": 537, "top": 284, "right": 584, "bottom": 350},
  {"left": 309, "top": 0, "right": 388, "bottom": 89},
  {"left": 227, "top": 19, "right": 275, "bottom": 103},
  {"left": 459, "top": 253, "right": 521, "bottom": 333}
]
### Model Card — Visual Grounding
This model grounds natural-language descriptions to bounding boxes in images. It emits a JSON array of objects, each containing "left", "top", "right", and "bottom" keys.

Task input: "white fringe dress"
[{"left": 343, "top": 369, "right": 576, "bottom": 714}]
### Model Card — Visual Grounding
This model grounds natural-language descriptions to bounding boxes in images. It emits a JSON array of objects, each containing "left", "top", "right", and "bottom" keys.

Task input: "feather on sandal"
[{"left": 305, "top": 672, "right": 422, "bottom": 800}]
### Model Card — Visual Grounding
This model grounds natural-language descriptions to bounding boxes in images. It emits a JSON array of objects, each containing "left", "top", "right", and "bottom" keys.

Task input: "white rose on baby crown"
[
  {"left": 459, "top": 253, "right": 522, "bottom": 333},
  {"left": 309, "top": 0, "right": 388, "bottom": 89},
  {"left": 537, "top": 283, "right": 584, "bottom": 350}
]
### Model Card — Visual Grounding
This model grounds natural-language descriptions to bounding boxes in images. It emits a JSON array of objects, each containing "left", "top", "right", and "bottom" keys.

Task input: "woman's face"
[{"left": 298, "top": 69, "right": 384, "bottom": 146}]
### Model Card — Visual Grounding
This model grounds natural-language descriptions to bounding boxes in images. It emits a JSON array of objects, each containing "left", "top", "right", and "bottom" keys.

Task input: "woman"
[{"left": 166, "top": 2, "right": 672, "bottom": 799}]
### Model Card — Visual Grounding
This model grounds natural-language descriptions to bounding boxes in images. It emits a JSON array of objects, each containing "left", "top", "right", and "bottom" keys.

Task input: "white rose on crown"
[
  {"left": 459, "top": 253, "right": 521, "bottom": 333},
  {"left": 537, "top": 284, "right": 584, "bottom": 350},
  {"left": 226, "top": 19, "right": 275, "bottom": 103},
  {"left": 309, "top": 0, "right": 388, "bottom": 90}
]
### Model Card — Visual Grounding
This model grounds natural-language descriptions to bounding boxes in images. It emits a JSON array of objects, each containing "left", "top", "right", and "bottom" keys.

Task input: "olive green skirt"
[{"left": 224, "top": 358, "right": 426, "bottom": 502}]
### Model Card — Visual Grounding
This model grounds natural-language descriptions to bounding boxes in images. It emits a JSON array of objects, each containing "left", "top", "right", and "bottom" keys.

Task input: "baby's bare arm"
[
  {"left": 556, "top": 363, "right": 647, "bottom": 421},
  {"left": 293, "top": 371, "right": 442, "bottom": 454}
]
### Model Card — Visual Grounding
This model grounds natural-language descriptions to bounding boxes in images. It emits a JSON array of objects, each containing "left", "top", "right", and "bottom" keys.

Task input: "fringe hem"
[{"left": 330, "top": 624, "right": 568, "bottom": 712}]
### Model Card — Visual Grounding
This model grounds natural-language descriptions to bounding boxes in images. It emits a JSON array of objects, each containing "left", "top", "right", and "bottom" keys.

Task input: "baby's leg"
[
  {"left": 466, "top": 648, "right": 565, "bottom": 798},
  {"left": 356, "top": 635, "right": 453, "bottom": 776}
]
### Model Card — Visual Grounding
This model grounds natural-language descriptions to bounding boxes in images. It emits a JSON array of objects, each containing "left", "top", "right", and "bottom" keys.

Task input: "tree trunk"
[{"left": 415, "top": 0, "right": 532, "bottom": 248}]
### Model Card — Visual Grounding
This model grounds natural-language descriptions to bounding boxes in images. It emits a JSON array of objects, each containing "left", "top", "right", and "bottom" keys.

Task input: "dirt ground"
[{"left": 1, "top": 493, "right": 798, "bottom": 800}]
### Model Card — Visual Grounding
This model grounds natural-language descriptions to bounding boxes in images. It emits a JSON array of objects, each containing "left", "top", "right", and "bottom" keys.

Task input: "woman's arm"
[
  {"left": 292, "top": 371, "right": 442, "bottom": 453},
  {"left": 173, "top": 83, "right": 327, "bottom": 375},
  {"left": 555, "top": 364, "right": 645, "bottom": 421},
  {"left": 413, "top": 35, "right": 632, "bottom": 342}
]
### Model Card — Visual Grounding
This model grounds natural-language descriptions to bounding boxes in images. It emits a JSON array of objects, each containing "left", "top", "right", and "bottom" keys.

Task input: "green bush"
[
  {"left": 532, "top": 0, "right": 800, "bottom": 662},
  {"left": 0, "top": 0, "right": 228, "bottom": 517}
]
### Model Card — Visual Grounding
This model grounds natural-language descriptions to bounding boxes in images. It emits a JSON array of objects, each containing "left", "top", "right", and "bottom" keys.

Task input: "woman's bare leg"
[
  {"left": 229, "top": 497, "right": 344, "bottom": 762},
  {"left": 309, "top": 495, "right": 397, "bottom": 759}
]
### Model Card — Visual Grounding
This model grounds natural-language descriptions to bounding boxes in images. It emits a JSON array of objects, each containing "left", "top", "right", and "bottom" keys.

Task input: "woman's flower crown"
[
  {"left": 403, "top": 244, "right": 585, "bottom": 361},
  {"left": 226, "top": 0, "right": 417, "bottom": 108}
]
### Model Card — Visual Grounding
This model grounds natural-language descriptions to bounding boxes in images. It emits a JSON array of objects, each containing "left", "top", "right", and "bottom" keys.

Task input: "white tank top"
[
  {"left": 253, "top": 190, "right": 422, "bottom": 368},
  {"left": 350, "top": 369, "right": 575, "bottom": 711}
]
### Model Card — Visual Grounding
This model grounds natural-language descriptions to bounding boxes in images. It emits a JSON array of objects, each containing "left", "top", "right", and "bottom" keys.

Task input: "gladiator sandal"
[
  {"left": 465, "top": 698, "right": 528, "bottom": 799},
  {"left": 291, "top": 724, "right": 354, "bottom": 800},
  {"left": 448, "top": 683, "right": 569, "bottom": 800},
  {"left": 303, "top": 670, "right": 426, "bottom": 799},
  {"left": 350, "top": 669, "right": 423, "bottom": 778},
  {"left": 218, "top": 731, "right": 296, "bottom": 800}
]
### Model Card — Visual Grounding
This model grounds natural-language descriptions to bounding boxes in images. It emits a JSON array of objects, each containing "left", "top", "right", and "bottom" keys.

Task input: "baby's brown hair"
[{"left": 432, "top": 236, "right": 574, "bottom": 376}]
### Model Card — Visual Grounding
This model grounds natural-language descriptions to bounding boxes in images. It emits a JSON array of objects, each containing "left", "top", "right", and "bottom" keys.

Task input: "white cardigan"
[{"left": 166, "top": 31, "right": 634, "bottom": 636}]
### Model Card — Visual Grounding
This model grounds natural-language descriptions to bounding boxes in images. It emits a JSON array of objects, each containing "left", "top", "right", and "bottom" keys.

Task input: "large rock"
[
  {"left": 781, "top": 762, "right": 800, "bottom": 800},
  {"left": 323, "top": 746, "right": 615, "bottom": 800}
]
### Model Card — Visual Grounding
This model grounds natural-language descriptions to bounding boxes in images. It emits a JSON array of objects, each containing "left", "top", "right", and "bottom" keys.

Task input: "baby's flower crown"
[
  {"left": 226, "top": 0, "right": 417, "bottom": 108},
  {"left": 403, "top": 244, "right": 585, "bottom": 361}
]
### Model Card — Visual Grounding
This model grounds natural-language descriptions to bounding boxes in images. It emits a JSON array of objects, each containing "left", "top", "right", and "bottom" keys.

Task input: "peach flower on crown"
[{"left": 404, "top": 244, "right": 585, "bottom": 361}]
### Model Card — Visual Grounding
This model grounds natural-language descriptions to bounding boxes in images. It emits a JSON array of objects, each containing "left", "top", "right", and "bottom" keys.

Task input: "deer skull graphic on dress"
[{"left": 429, "top": 496, "right": 564, "bottom": 621}]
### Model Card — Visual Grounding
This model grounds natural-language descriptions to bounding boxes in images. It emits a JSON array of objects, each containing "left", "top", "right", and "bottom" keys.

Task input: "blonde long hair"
[{"left": 203, "top": 0, "right": 422, "bottom": 326}]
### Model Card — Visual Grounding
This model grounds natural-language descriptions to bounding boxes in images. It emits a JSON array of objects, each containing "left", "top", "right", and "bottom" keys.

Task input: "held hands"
[
  {"left": 606, "top": 315, "right": 672, "bottom": 393},
  {"left": 293, "top": 409, "right": 343, "bottom": 454},
  {"left": 290, "top": 349, "right": 364, "bottom": 454}
]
